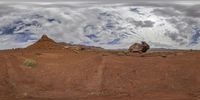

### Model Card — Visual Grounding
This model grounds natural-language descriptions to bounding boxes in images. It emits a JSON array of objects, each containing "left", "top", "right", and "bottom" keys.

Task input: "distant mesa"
[
  {"left": 26, "top": 34, "right": 104, "bottom": 51},
  {"left": 26, "top": 34, "right": 64, "bottom": 49},
  {"left": 128, "top": 41, "right": 150, "bottom": 53}
]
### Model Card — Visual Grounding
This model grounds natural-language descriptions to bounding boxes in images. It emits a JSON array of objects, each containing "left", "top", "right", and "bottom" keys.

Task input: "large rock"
[{"left": 128, "top": 41, "right": 150, "bottom": 53}]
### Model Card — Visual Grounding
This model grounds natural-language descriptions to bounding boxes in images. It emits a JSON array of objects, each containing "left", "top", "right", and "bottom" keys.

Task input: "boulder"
[{"left": 128, "top": 41, "right": 150, "bottom": 53}]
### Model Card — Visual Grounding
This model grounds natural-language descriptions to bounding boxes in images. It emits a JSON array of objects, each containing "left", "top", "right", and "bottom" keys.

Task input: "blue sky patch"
[
  {"left": 15, "top": 32, "right": 37, "bottom": 42},
  {"left": 0, "top": 20, "right": 41, "bottom": 35},
  {"left": 86, "top": 34, "right": 97, "bottom": 39},
  {"left": 47, "top": 18, "right": 61, "bottom": 23},
  {"left": 107, "top": 38, "right": 120, "bottom": 45},
  {"left": 191, "top": 27, "right": 200, "bottom": 45}
]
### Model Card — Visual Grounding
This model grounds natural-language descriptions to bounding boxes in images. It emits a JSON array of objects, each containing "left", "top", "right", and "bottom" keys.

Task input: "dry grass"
[{"left": 23, "top": 59, "right": 37, "bottom": 68}]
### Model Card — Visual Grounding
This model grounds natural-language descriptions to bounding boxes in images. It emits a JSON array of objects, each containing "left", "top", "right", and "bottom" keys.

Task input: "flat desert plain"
[{"left": 0, "top": 36, "right": 200, "bottom": 100}]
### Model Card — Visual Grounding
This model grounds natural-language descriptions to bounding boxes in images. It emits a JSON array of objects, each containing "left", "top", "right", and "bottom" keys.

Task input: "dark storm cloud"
[
  {"left": 149, "top": 3, "right": 200, "bottom": 46},
  {"left": 177, "top": 5, "right": 200, "bottom": 18},
  {"left": 164, "top": 17, "right": 199, "bottom": 45},
  {"left": 151, "top": 4, "right": 200, "bottom": 18},
  {"left": 140, "top": 2, "right": 200, "bottom": 46},
  {"left": 134, "top": 20, "right": 155, "bottom": 28},
  {"left": 3, "top": 0, "right": 199, "bottom": 18},
  {"left": 127, "top": 18, "right": 155, "bottom": 28},
  {"left": 152, "top": 8, "right": 181, "bottom": 17},
  {"left": 0, "top": 5, "right": 17, "bottom": 15},
  {"left": 1, "top": 0, "right": 200, "bottom": 3},
  {"left": 164, "top": 31, "right": 187, "bottom": 45}
]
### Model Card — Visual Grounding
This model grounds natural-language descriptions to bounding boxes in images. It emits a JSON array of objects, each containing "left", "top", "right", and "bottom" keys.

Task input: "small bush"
[{"left": 23, "top": 59, "right": 37, "bottom": 68}]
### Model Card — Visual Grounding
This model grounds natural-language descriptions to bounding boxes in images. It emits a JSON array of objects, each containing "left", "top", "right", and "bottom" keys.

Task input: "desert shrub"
[{"left": 23, "top": 59, "right": 37, "bottom": 68}]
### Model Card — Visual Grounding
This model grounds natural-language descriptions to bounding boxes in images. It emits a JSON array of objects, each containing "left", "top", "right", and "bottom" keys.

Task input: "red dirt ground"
[{"left": 0, "top": 35, "right": 200, "bottom": 100}]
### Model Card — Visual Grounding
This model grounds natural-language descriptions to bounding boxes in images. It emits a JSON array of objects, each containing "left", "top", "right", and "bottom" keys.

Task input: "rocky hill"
[{"left": 26, "top": 35, "right": 64, "bottom": 49}]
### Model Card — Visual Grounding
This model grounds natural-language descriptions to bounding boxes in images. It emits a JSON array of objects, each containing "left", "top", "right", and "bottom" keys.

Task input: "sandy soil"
[
  {"left": 0, "top": 49, "right": 200, "bottom": 100},
  {"left": 1, "top": 35, "right": 200, "bottom": 100}
]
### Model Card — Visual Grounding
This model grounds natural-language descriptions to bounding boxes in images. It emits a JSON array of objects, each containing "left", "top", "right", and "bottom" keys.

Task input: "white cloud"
[{"left": 0, "top": 2, "right": 200, "bottom": 50}]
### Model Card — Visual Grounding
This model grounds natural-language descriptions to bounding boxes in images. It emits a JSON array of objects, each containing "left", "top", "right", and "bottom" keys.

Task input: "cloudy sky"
[
  {"left": 1, "top": 0, "right": 200, "bottom": 5},
  {"left": 0, "top": 0, "right": 200, "bottom": 50},
  {"left": 0, "top": 0, "right": 199, "bottom": 2}
]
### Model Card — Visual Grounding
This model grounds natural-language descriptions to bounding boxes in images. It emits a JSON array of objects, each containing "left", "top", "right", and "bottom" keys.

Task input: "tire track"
[
  {"left": 87, "top": 56, "right": 106, "bottom": 94},
  {"left": 95, "top": 56, "right": 106, "bottom": 91},
  {"left": 2, "top": 55, "right": 15, "bottom": 97}
]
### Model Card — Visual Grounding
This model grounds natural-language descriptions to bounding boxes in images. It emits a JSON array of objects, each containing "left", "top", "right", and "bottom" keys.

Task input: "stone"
[{"left": 128, "top": 41, "right": 150, "bottom": 53}]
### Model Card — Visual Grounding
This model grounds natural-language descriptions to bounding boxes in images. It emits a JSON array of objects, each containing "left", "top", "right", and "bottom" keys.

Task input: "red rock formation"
[{"left": 26, "top": 34, "right": 64, "bottom": 49}]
